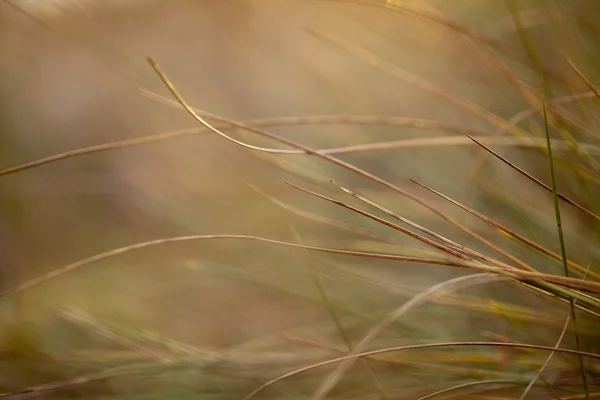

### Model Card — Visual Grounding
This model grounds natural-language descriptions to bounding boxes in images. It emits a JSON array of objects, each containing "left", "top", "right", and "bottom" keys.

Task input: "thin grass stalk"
[
  {"left": 284, "top": 183, "right": 600, "bottom": 308},
  {"left": 506, "top": 0, "right": 599, "bottom": 180},
  {"left": 479, "top": 36, "right": 599, "bottom": 174},
  {"left": 285, "top": 181, "right": 486, "bottom": 263},
  {"left": 57, "top": 307, "right": 172, "bottom": 364},
  {"left": 331, "top": 180, "right": 535, "bottom": 272},
  {"left": 564, "top": 55, "right": 600, "bottom": 102},
  {"left": 328, "top": 0, "right": 599, "bottom": 158},
  {"left": 292, "top": 227, "right": 389, "bottom": 400},
  {"left": 0, "top": 234, "right": 493, "bottom": 300},
  {"left": 293, "top": 259, "right": 599, "bottom": 333},
  {"left": 241, "top": 341, "right": 600, "bottom": 400},
  {"left": 542, "top": 98, "right": 589, "bottom": 398},
  {"left": 329, "top": 181, "right": 478, "bottom": 257},
  {"left": 281, "top": 335, "right": 554, "bottom": 386},
  {"left": 409, "top": 179, "right": 596, "bottom": 279},
  {"left": 4, "top": 232, "right": 598, "bottom": 307},
  {"left": 302, "top": 27, "right": 531, "bottom": 140},
  {"left": 325, "top": 0, "right": 567, "bottom": 83},
  {"left": 461, "top": 131, "right": 600, "bottom": 223},
  {"left": 306, "top": 263, "right": 600, "bottom": 399},
  {"left": 4, "top": 88, "right": 598, "bottom": 178},
  {"left": 520, "top": 264, "right": 591, "bottom": 399},
  {"left": 416, "top": 378, "right": 534, "bottom": 400},
  {"left": 308, "top": 273, "right": 506, "bottom": 400},
  {"left": 245, "top": 181, "right": 400, "bottom": 244}
]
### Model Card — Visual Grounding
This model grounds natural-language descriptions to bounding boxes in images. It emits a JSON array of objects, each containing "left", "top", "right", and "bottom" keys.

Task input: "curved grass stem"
[{"left": 241, "top": 340, "right": 600, "bottom": 400}]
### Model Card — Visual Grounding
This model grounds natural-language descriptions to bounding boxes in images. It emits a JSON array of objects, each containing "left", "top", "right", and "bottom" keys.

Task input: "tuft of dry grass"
[{"left": 1, "top": 1, "right": 599, "bottom": 399}]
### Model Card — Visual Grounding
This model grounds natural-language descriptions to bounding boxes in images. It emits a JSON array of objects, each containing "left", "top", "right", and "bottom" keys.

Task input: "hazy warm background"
[{"left": 1, "top": 0, "right": 599, "bottom": 398}]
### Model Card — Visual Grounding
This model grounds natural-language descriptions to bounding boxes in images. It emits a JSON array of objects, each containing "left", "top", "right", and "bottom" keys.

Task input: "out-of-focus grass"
[{"left": 1, "top": 0, "right": 599, "bottom": 399}]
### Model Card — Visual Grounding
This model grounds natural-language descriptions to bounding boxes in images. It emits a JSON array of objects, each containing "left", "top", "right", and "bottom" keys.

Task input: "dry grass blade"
[
  {"left": 284, "top": 181, "right": 479, "bottom": 262},
  {"left": 3, "top": 238, "right": 596, "bottom": 305},
  {"left": 303, "top": 27, "right": 529, "bottom": 139},
  {"left": 0, "top": 126, "right": 202, "bottom": 177},
  {"left": 370, "top": 0, "right": 599, "bottom": 148},
  {"left": 307, "top": 260, "right": 600, "bottom": 400},
  {"left": 241, "top": 341, "right": 600, "bottom": 400},
  {"left": 461, "top": 131, "right": 600, "bottom": 222},
  {"left": 280, "top": 334, "right": 584, "bottom": 381},
  {"left": 479, "top": 36, "right": 599, "bottom": 173},
  {"left": 292, "top": 261, "right": 598, "bottom": 331},
  {"left": 564, "top": 55, "right": 600, "bottom": 102},
  {"left": 416, "top": 378, "right": 531, "bottom": 400},
  {"left": 409, "top": 179, "right": 598, "bottom": 279},
  {"left": 293, "top": 228, "right": 389, "bottom": 400},
  {"left": 144, "top": 86, "right": 600, "bottom": 141},
  {"left": 328, "top": 181, "right": 472, "bottom": 255},
  {"left": 356, "top": 0, "right": 600, "bottom": 185},
  {"left": 324, "top": 136, "right": 600, "bottom": 156},
  {"left": 5, "top": 129, "right": 600, "bottom": 178},
  {"left": 0, "top": 357, "right": 227, "bottom": 399},
  {"left": 0, "top": 234, "right": 495, "bottom": 300},
  {"left": 331, "top": 180, "right": 535, "bottom": 272},
  {"left": 502, "top": 91, "right": 600, "bottom": 142},
  {"left": 0, "top": 368, "right": 124, "bottom": 398},
  {"left": 323, "top": 0, "right": 566, "bottom": 82},
  {"left": 304, "top": 23, "right": 600, "bottom": 188},
  {"left": 4, "top": 87, "right": 598, "bottom": 178},
  {"left": 57, "top": 307, "right": 173, "bottom": 364},
  {"left": 308, "top": 273, "right": 506, "bottom": 400},
  {"left": 497, "top": 91, "right": 600, "bottom": 141},
  {"left": 556, "top": 394, "right": 600, "bottom": 400},
  {"left": 513, "top": 274, "right": 600, "bottom": 295},
  {"left": 0, "top": 118, "right": 476, "bottom": 177},
  {"left": 245, "top": 182, "right": 399, "bottom": 244},
  {"left": 322, "top": 2, "right": 593, "bottom": 156},
  {"left": 520, "top": 263, "right": 592, "bottom": 399},
  {"left": 147, "top": 58, "right": 298, "bottom": 155}
]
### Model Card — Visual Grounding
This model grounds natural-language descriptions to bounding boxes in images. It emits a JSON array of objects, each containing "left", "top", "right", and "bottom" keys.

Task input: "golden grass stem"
[{"left": 241, "top": 341, "right": 600, "bottom": 400}]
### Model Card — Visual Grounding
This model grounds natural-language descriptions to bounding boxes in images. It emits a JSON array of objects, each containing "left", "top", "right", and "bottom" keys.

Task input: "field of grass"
[{"left": 1, "top": 0, "right": 599, "bottom": 399}]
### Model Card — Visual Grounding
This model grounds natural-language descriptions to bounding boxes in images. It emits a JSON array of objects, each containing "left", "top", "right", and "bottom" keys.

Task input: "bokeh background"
[{"left": 1, "top": 0, "right": 599, "bottom": 398}]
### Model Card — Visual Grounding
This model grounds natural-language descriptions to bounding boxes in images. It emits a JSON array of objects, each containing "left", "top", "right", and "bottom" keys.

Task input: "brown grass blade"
[
  {"left": 244, "top": 182, "right": 399, "bottom": 244},
  {"left": 241, "top": 341, "right": 600, "bottom": 400},
  {"left": 283, "top": 182, "right": 600, "bottom": 298},
  {"left": 409, "top": 179, "right": 598, "bottom": 280},
  {"left": 564, "top": 55, "right": 600, "bottom": 102},
  {"left": 284, "top": 181, "right": 479, "bottom": 262},
  {"left": 307, "top": 273, "right": 506, "bottom": 400},
  {"left": 461, "top": 131, "right": 600, "bottom": 222},
  {"left": 4, "top": 87, "right": 598, "bottom": 178},
  {"left": 331, "top": 180, "right": 535, "bottom": 272},
  {"left": 303, "top": 27, "right": 529, "bottom": 139},
  {"left": 0, "top": 234, "right": 487, "bottom": 300},
  {"left": 322, "top": 0, "right": 566, "bottom": 83}
]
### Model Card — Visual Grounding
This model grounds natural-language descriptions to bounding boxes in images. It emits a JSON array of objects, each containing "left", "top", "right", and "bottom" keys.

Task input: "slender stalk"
[
  {"left": 241, "top": 341, "right": 600, "bottom": 400},
  {"left": 295, "top": 228, "right": 389, "bottom": 400},
  {"left": 543, "top": 98, "right": 588, "bottom": 399}
]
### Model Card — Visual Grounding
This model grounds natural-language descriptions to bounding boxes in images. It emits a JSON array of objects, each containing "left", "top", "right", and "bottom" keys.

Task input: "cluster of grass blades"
[{"left": 1, "top": 0, "right": 600, "bottom": 399}]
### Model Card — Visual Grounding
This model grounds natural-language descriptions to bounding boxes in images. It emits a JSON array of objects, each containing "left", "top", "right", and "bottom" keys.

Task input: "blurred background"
[{"left": 1, "top": 0, "right": 599, "bottom": 398}]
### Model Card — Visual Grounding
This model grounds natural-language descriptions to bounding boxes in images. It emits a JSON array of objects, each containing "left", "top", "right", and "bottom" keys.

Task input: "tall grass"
[{"left": 1, "top": 0, "right": 599, "bottom": 399}]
